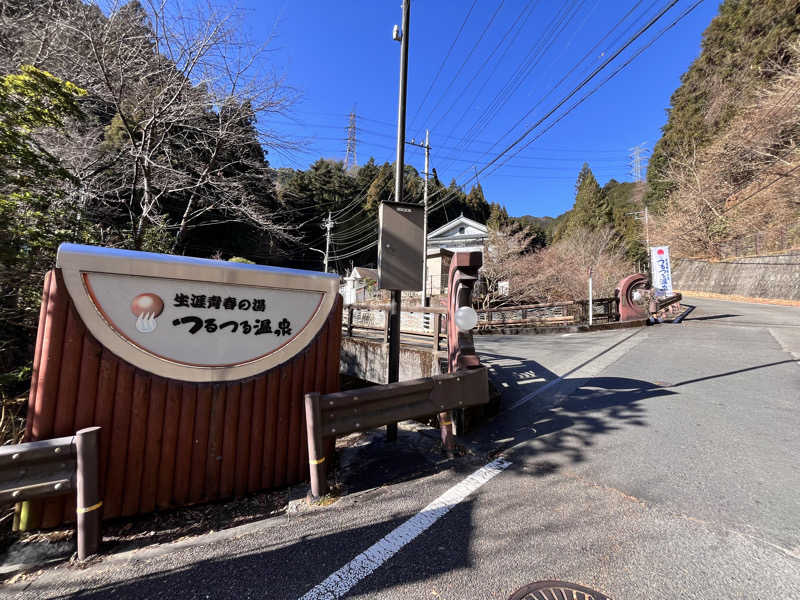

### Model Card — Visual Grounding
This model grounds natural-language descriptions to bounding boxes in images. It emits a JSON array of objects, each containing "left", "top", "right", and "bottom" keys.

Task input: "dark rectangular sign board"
[{"left": 378, "top": 201, "right": 424, "bottom": 290}]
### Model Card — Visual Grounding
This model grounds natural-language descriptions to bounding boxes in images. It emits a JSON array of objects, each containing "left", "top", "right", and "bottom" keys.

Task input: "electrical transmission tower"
[
  {"left": 629, "top": 142, "right": 648, "bottom": 182},
  {"left": 344, "top": 108, "right": 357, "bottom": 170}
]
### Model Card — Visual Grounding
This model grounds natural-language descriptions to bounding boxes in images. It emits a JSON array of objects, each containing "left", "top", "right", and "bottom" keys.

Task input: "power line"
[
  {"left": 417, "top": 1, "right": 506, "bottom": 131},
  {"left": 438, "top": 0, "right": 585, "bottom": 172},
  {"left": 408, "top": 0, "right": 478, "bottom": 133},
  {"left": 458, "top": 0, "right": 649, "bottom": 171},
  {"left": 426, "top": 0, "right": 701, "bottom": 215},
  {"left": 477, "top": 0, "right": 697, "bottom": 185},
  {"left": 427, "top": 0, "right": 535, "bottom": 136}
]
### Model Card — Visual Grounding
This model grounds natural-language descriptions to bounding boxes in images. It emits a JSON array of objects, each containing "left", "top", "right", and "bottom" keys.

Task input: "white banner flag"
[{"left": 650, "top": 246, "right": 673, "bottom": 296}]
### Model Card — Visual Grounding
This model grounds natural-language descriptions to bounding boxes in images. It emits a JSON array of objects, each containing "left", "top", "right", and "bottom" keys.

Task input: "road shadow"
[
  {"left": 467, "top": 351, "right": 678, "bottom": 477},
  {"left": 478, "top": 350, "right": 561, "bottom": 409},
  {"left": 474, "top": 376, "right": 676, "bottom": 475},
  {"left": 683, "top": 313, "right": 740, "bottom": 321},
  {"left": 48, "top": 500, "right": 476, "bottom": 600},
  {"left": 334, "top": 425, "right": 478, "bottom": 495}
]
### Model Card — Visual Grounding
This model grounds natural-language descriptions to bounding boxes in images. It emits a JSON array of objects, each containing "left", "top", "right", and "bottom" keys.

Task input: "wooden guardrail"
[
  {"left": 304, "top": 367, "right": 488, "bottom": 497},
  {"left": 477, "top": 297, "right": 619, "bottom": 330},
  {"left": 343, "top": 303, "right": 448, "bottom": 351},
  {"left": 2, "top": 427, "right": 101, "bottom": 559}
]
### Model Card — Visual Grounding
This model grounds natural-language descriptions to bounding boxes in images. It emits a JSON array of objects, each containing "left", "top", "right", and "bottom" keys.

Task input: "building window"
[{"left": 458, "top": 226, "right": 465, "bottom": 234}]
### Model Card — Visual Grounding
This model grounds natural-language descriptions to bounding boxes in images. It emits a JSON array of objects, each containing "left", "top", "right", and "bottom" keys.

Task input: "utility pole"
[
  {"left": 323, "top": 211, "right": 333, "bottom": 273},
  {"left": 387, "top": 0, "right": 410, "bottom": 442},
  {"left": 407, "top": 131, "right": 431, "bottom": 305}
]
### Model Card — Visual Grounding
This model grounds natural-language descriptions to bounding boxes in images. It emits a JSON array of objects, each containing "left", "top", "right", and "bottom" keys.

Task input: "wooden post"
[
  {"left": 432, "top": 313, "right": 441, "bottom": 352},
  {"left": 439, "top": 409, "right": 454, "bottom": 456},
  {"left": 75, "top": 426, "right": 101, "bottom": 559},
  {"left": 347, "top": 306, "right": 354, "bottom": 337},
  {"left": 304, "top": 393, "right": 327, "bottom": 499}
]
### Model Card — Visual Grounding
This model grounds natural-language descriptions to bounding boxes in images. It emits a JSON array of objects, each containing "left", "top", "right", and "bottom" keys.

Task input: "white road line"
[{"left": 297, "top": 457, "right": 512, "bottom": 600}]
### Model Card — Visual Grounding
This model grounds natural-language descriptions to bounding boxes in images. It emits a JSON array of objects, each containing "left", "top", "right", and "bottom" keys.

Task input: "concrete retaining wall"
[
  {"left": 672, "top": 252, "right": 800, "bottom": 300},
  {"left": 340, "top": 337, "right": 443, "bottom": 384}
]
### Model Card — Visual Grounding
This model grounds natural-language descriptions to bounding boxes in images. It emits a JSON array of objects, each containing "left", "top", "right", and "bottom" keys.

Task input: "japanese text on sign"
[
  {"left": 171, "top": 291, "right": 293, "bottom": 337},
  {"left": 649, "top": 246, "right": 673, "bottom": 296}
]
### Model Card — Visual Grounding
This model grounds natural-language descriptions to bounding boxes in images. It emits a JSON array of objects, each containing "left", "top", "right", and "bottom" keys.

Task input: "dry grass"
[
  {"left": 1, "top": 394, "right": 26, "bottom": 446},
  {"left": 654, "top": 42, "right": 800, "bottom": 258}
]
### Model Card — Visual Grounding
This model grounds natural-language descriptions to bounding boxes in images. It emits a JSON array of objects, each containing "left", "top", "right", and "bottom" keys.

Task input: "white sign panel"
[
  {"left": 650, "top": 245, "right": 673, "bottom": 296},
  {"left": 85, "top": 273, "right": 322, "bottom": 367},
  {"left": 57, "top": 244, "right": 339, "bottom": 382}
]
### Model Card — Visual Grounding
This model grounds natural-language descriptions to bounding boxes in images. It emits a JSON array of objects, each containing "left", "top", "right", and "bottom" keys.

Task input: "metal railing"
[{"left": 2, "top": 427, "right": 101, "bottom": 559}]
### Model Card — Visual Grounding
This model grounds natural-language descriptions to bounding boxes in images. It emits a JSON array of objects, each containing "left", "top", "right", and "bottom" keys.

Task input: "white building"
[
  {"left": 339, "top": 215, "right": 490, "bottom": 303},
  {"left": 426, "top": 214, "right": 488, "bottom": 254},
  {"left": 425, "top": 214, "right": 488, "bottom": 296},
  {"left": 339, "top": 266, "right": 378, "bottom": 305}
]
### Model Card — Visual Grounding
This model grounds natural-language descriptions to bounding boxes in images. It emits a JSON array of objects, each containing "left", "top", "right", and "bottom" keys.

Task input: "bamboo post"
[{"left": 75, "top": 426, "right": 101, "bottom": 559}]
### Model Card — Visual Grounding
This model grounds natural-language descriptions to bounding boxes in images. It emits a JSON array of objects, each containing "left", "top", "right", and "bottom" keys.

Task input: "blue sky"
[{"left": 236, "top": 0, "right": 720, "bottom": 218}]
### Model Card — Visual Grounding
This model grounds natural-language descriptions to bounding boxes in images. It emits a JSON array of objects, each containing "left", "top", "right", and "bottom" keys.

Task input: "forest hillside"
[{"left": 645, "top": 0, "right": 800, "bottom": 258}]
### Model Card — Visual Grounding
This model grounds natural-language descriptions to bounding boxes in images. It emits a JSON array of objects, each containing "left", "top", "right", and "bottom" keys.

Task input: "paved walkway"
[{"left": 9, "top": 296, "right": 800, "bottom": 598}]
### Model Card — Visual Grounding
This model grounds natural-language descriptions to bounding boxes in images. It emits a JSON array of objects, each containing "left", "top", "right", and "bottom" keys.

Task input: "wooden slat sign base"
[{"left": 21, "top": 244, "right": 342, "bottom": 529}]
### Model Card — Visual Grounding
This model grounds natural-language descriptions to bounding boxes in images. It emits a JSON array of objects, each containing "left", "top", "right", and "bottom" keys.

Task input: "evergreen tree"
[
  {"left": 487, "top": 203, "right": 510, "bottom": 230},
  {"left": 645, "top": 0, "right": 800, "bottom": 209},
  {"left": 568, "top": 163, "right": 610, "bottom": 230}
]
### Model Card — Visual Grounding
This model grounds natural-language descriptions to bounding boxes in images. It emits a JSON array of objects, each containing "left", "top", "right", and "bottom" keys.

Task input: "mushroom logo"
[{"left": 131, "top": 293, "right": 164, "bottom": 333}]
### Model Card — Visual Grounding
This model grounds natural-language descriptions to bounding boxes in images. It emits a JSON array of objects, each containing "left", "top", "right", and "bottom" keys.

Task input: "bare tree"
[
  {"left": 10, "top": 0, "right": 300, "bottom": 251},
  {"left": 654, "top": 42, "right": 800, "bottom": 258},
  {"left": 523, "top": 227, "right": 633, "bottom": 302},
  {"left": 479, "top": 225, "right": 536, "bottom": 308}
]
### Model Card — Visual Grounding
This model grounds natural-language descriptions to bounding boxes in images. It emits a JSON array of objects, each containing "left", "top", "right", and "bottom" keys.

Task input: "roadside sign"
[
  {"left": 377, "top": 201, "right": 424, "bottom": 290},
  {"left": 650, "top": 245, "right": 673, "bottom": 297},
  {"left": 57, "top": 243, "right": 339, "bottom": 382}
]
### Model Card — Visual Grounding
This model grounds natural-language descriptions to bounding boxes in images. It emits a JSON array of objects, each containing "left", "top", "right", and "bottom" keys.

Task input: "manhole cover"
[{"left": 508, "top": 580, "right": 612, "bottom": 600}]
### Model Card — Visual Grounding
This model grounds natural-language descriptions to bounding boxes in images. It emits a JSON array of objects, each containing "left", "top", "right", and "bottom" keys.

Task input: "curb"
[
  {"left": 672, "top": 304, "right": 695, "bottom": 324},
  {"left": 475, "top": 319, "right": 647, "bottom": 336}
]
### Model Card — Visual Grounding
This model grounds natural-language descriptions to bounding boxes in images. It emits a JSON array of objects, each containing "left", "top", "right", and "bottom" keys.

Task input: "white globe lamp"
[{"left": 454, "top": 306, "right": 479, "bottom": 332}]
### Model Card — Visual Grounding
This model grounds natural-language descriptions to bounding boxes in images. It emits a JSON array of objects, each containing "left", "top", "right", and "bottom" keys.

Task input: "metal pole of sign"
[
  {"left": 420, "top": 130, "right": 430, "bottom": 307},
  {"left": 588, "top": 266, "right": 593, "bottom": 327},
  {"left": 387, "top": 0, "right": 410, "bottom": 442}
]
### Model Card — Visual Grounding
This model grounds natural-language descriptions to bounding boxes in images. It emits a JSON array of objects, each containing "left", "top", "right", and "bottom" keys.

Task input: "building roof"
[
  {"left": 348, "top": 266, "right": 378, "bottom": 280},
  {"left": 427, "top": 214, "right": 488, "bottom": 240}
]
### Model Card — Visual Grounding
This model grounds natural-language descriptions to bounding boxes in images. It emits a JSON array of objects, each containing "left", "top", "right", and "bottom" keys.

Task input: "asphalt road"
[{"left": 10, "top": 296, "right": 800, "bottom": 599}]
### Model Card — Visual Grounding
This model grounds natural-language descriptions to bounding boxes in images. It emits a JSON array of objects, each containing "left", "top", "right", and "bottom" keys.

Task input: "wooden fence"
[
  {"left": 477, "top": 297, "right": 619, "bottom": 331},
  {"left": 342, "top": 303, "right": 448, "bottom": 352}
]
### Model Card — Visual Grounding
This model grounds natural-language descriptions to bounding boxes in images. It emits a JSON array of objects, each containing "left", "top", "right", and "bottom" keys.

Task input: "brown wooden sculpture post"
[
  {"left": 444, "top": 251, "right": 483, "bottom": 449},
  {"left": 75, "top": 426, "right": 101, "bottom": 558},
  {"left": 304, "top": 392, "right": 327, "bottom": 499}
]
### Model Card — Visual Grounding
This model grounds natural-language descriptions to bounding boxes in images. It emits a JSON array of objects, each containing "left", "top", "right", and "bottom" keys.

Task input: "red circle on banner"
[{"left": 657, "top": 249, "right": 665, "bottom": 255}]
